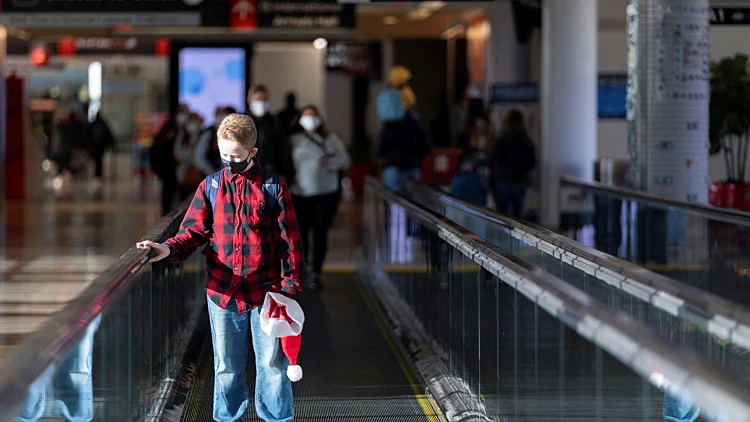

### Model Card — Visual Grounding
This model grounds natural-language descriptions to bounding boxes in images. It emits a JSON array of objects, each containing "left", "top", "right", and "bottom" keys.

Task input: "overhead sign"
[
  {"left": 0, "top": 0, "right": 229, "bottom": 27},
  {"left": 710, "top": 7, "right": 750, "bottom": 25},
  {"left": 231, "top": 0, "right": 258, "bottom": 29},
  {"left": 325, "top": 42, "right": 370, "bottom": 75},
  {"left": 598, "top": 73, "right": 627, "bottom": 119},
  {"left": 8, "top": 37, "right": 171, "bottom": 56},
  {"left": 257, "top": 1, "right": 355, "bottom": 29}
]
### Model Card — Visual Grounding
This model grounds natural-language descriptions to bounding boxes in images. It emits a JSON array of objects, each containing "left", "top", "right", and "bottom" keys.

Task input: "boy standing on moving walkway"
[{"left": 137, "top": 113, "right": 304, "bottom": 422}]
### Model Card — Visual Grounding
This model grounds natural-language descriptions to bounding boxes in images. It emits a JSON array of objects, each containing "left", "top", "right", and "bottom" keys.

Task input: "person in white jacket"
[{"left": 289, "top": 105, "right": 351, "bottom": 290}]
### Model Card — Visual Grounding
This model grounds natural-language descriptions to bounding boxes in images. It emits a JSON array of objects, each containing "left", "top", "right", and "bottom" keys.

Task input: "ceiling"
[{"left": 9, "top": 0, "right": 750, "bottom": 42}]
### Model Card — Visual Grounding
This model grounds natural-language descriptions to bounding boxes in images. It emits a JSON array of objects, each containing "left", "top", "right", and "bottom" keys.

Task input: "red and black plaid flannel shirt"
[{"left": 164, "top": 163, "right": 304, "bottom": 313}]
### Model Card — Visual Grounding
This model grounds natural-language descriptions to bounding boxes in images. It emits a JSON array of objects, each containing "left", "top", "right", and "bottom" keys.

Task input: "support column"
[
  {"left": 629, "top": 0, "right": 710, "bottom": 203},
  {"left": 540, "top": 0, "right": 598, "bottom": 229},
  {"left": 628, "top": 0, "right": 710, "bottom": 267},
  {"left": 0, "top": 27, "right": 7, "bottom": 202}
]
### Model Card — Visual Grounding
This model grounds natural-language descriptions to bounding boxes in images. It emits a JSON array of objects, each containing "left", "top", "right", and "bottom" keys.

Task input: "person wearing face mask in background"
[
  {"left": 247, "top": 85, "right": 291, "bottom": 180},
  {"left": 174, "top": 112, "right": 204, "bottom": 200},
  {"left": 194, "top": 106, "right": 236, "bottom": 176},
  {"left": 289, "top": 106, "right": 350, "bottom": 291},
  {"left": 151, "top": 104, "right": 190, "bottom": 215}
]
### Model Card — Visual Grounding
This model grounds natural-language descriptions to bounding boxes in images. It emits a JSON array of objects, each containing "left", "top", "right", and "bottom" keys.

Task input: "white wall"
[
  {"left": 595, "top": 0, "right": 750, "bottom": 181},
  {"left": 252, "top": 42, "right": 325, "bottom": 115},
  {"left": 324, "top": 71, "right": 353, "bottom": 146}
]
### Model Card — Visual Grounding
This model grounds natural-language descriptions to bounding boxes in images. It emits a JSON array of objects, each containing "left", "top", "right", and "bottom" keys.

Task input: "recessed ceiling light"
[
  {"left": 383, "top": 16, "right": 399, "bottom": 25},
  {"left": 313, "top": 38, "right": 328, "bottom": 50}
]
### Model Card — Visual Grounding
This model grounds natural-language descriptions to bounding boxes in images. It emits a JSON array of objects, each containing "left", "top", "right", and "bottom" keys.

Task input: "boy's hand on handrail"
[{"left": 136, "top": 241, "right": 170, "bottom": 263}]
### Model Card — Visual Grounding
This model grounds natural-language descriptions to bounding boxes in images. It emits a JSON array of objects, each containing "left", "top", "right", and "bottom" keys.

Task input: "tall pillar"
[
  {"left": 540, "top": 0, "right": 598, "bottom": 229},
  {"left": 628, "top": 0, "right": 710, "bottom": 203},
  {"left": 0, "top": 27, "right": 7, "bottom": 202},
  {"left": 627, "top": 0, "right": 710, "bottom": 267}
]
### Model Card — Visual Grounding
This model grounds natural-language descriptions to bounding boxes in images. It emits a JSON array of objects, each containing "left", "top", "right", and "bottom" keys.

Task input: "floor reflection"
[{"left": 0, "top": 173, "right": 160, "bottom": 360}]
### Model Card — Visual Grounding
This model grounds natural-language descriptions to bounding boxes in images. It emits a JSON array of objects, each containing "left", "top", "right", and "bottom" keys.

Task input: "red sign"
[
  {"left": 230, "top": 0, "right": 257, "bottom": 29},
  {"left": 29, "top": 44, "right": 50, "bottom": 66},
  {"left": 155, "top": 38, "right": 170, "bottom": 57},
  {"left": 57, "top": 38, "right": 76, "bottom": 56}
]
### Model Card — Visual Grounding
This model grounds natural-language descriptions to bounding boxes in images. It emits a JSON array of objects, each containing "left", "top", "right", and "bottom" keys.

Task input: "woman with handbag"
[{"left": 289, "top": 105, "right": 351, "bottom": 290}]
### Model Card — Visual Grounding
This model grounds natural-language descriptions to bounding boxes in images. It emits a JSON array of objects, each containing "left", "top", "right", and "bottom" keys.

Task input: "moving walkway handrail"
[
  {"left": 406, "top": 182, "right": 750, "bottom": 353},
  {"left": 0, "top": 203, "right": 188, "bottom": 417},
  {"left": 370, "top": 179, "right": 750, "bottom": 422},
  {"left": 561, "top": 175, "right": 750, "bottom": 226}
]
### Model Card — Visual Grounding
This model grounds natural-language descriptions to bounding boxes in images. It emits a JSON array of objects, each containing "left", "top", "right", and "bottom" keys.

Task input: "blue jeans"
[
  {"left": 207, "top": 296, "right": 294, "bottom": 422},
  {"left": 382, "top": 166, "right": 421, "bottom": 192},
  {"left": 664, "top": 391, "right": 700, "bottom": 422},
  {"left": 17, "top": 315, "right": 101, "bottom": 422}
]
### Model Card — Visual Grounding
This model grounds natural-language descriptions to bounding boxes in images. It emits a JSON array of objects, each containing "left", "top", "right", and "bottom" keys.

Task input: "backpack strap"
[
  {"left": 261, "top": 169, "right": 281, "bottom": 210},
  {"left": 205, "top": 171, "right": 223, "bottom": 213}
]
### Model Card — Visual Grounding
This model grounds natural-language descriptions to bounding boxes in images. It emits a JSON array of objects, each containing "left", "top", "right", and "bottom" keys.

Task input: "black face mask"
[{"left": 222, "top": 152, "right": 252, "bottom": 174}]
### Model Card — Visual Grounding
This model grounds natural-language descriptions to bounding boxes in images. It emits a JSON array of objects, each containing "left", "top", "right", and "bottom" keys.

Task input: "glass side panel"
[
  {"left": 363, "top": 192, "right": 670, "bottom": 421},
  {"left": 560, "top": 184, "right": 750, "bottom": 309},
  {"left": 6, "top": 252, "right": 206, "bottom": 421},
  {"left": 432, "top": 195, "right": 750, "bottom": 385}
]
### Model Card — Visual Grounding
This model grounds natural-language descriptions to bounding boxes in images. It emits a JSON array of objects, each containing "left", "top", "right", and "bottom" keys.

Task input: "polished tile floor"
[{"left": 0, "top": 171, "right": 163, "bottom": 358}]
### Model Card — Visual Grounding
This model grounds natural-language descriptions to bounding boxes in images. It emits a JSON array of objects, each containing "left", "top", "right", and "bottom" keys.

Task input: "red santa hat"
[{"left": 259, "top": 292, "right": 305, "bottom": 382}]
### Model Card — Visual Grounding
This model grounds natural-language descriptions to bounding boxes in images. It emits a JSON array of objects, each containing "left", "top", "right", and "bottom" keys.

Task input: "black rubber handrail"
[
  {"left": 0, "top": 202, "right": 189, "bottom": 418},
  {"left": 561, "top": 175, "right": 750, "bottom": 226}
]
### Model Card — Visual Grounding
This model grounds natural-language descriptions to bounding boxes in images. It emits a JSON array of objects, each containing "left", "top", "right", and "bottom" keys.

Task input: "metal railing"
[
  {"left": 561, "top": 175, "right": 750, "bottom": 227},
  {"left": 405, "top": 182, "right": 750, "bottom": 354},
  {"left": 0, "top": 202, "right": 205, "bottom": 421},
  {"left": 364, "top": 178, "right": 750, "bottom": 421}
]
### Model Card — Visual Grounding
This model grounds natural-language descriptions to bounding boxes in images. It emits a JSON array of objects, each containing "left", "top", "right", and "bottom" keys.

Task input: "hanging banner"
[{"left": 257, "top": 1, "right": 355, "bottom": 29}]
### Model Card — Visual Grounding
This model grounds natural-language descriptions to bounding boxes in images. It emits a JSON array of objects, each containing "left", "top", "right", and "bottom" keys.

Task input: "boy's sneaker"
[{"left": 307, "top": 273, "right": 324, "bottom": 291}]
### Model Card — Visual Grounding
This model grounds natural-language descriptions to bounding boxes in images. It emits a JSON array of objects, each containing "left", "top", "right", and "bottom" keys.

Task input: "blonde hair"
[{"left": 217, "top": 113, "right": 257, "bottom": 149}]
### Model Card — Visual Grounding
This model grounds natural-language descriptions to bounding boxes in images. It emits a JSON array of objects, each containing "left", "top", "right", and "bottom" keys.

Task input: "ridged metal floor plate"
[{"left": 182, "top": 275, "right": 439, "bottom": 421}]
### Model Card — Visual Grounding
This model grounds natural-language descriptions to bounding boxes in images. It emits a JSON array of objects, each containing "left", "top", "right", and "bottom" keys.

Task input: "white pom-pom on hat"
[{"left": 287, "top": 365, "right": 303, "bottom": 382}]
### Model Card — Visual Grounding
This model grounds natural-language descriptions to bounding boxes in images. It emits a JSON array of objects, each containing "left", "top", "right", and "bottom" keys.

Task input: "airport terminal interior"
[{"left": 4, "top": 0, "right": 750, "bottom": 421}]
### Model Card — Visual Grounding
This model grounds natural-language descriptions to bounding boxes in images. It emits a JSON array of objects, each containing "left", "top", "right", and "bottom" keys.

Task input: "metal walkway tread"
[{"left": 182, "top": 274, "right": 438, "bottom": 421}]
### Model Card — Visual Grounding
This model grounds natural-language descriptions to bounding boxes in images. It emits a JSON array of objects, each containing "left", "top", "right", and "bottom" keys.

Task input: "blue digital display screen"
[
  {"left": 598, "top": 74, "right": 627, "bottom": 119},
  {"left": 178, "top": 47, "right": 246, "bottom": 126}
]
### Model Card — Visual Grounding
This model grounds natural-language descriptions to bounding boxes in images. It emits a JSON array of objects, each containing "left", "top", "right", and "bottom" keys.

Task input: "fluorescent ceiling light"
[{"left": 383, "top": 16, "right": 400, "bottom": 25}]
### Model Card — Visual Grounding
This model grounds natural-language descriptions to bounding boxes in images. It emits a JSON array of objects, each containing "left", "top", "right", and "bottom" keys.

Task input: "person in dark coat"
[
  {"left": 247, "top": 85, "right": 292, "bottom": 180},
  {"left": 87, "top": 111, "right": 115, "bottom": 181},
  {"left": 487, "top": 110, "right": 536, "bottom": 218}
]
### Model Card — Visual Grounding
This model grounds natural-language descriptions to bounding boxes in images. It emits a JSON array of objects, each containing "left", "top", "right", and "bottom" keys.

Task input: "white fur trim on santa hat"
[
  {"left": 260, "top": 292, "right": 305, "bottom": 338},
  {"left": 287, "top": 365, "right": 303, "bottom": 382}
]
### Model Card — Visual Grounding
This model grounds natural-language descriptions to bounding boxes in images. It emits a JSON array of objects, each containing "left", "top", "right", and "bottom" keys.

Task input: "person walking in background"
[
  {"left": 194, "top": 106, "right": 235, "bottom": 176},
  {"left": 174, "top": 112, "right": 204, "bottom": 201},
  {"left": 289, "top": 105, "right": 350, "bottom": 291},
  {"left": 247, "top": 85, "right": 291, "bottom": 180},
  {"left": 457, "top": 97, "right": 491, "bottom": 152},
  {"left": 376, "top": 76, "right": 431, "bottom": 192},
  {"left": 86, "top": 111, "right": 115, "bottom": 188},
  {"left": 151, "top": 104, "right": 189, "bottom": 215},
  {"left": 137, "top": 113, "right": 304, "bottom": 422},
  {"left": 450, "top": 85, "right": 482, "bottom": 146},
  {"left": 50, "top": 107, "right": 76, "bottom": 198},
  {"left": 276, "top": 92, "right": 300, "bottom": 135},
  {"left": 488, "top": 109, "right": 536, "bottom": 219}
]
